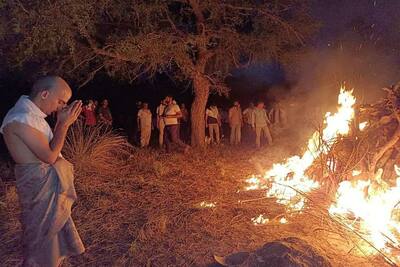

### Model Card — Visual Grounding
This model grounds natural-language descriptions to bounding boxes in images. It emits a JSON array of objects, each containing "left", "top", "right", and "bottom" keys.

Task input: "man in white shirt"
[
  {"left": 228, "top": 101, "right": 243, "bottom": 145},
  {"left": 162, "top": 96, "right": 190, "bottom": 153},
  {"left": 156, "top": 99, "right": 166, "bottom": 148},
  {"left": 137, "top": 102, "right": 152, "bottom": 147},
  {"left": 242, "top": 102, "right": 255, "bottom": 143},
  {"left": 269, "top": 101, "right": 288, "bottom": 128},
  {"left": 252, "top": 101, "right": 273, "bottom": 148},
  {"left": 205, "top": 104, "right": 221, "bottom": 144},
  {"left": 1, "top": 76, "right": 85, "bottom": 266}
]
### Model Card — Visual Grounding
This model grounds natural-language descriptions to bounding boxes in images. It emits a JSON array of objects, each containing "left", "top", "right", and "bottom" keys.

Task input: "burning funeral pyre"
[{"left": 245, "top": 83, "right": 400, "bottom": 265}]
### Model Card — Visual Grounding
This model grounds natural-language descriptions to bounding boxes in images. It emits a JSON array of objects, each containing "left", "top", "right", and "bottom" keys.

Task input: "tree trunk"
[{"left": 191, "top": 75, "right": 210, "bottom": 148}]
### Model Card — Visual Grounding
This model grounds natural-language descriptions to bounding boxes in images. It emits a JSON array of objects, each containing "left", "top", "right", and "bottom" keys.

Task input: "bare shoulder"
[
  {"left": 13, "top": 122, "right": 49, "bottom": 146},
  {"left": 4, "top": 121, "right": 43, "bottom": 136},
  {"left": 3, "top": 122, "right": 44, "bottom": 163},
  {"left": 2, "top": 122, "right": 45, "bottom": 163},
  {"left": 3, "top": 121, "right": 26, "bottom": 138}
]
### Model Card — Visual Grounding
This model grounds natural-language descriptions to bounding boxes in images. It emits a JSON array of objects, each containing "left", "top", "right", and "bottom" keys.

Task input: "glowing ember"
[
  {"left": 251, "top": 214, "right": 269, "bottom": 225},
  {"left": 246, "top": 87, "right": 356, "bottom": 211},
  {"left": 280, "top": 217, "right": 288, "bottom": 224},
  {"left": 199, "top": 201, "right": 216, "bottom": 208},
  {"left": 245, "top": 175, "right": 266, "bottom": 191},
  {"left": 359, "top": 121, "right": 368, "bottom": 131},
  {"left": 329, "top": 166, "right": 400, "bottom": 255}
]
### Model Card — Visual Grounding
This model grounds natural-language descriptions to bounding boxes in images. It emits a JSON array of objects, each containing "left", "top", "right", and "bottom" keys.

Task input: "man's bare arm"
[
  {"left": 11, "top": 122, "right": 68, "bottom": 164},
  {"left": 10, "top": 101, "right": 81, "bottom": 164}
]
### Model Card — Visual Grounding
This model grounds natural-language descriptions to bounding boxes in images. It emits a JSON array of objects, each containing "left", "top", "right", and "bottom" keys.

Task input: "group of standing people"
[
  {"left": 81, "top": 96, "right": 287, "bottom": 150},
  {"left": 81, "top": 95, "right": 191, "bottom": 152},
  {"left": 80, "top": 99, "right": 113, "bottom": 127},
  {"left": 136, "top": 96, "right": 190, "bottom": 153},
  {"left": 206, "top": 100, "right": 287, "bottom": 148}
]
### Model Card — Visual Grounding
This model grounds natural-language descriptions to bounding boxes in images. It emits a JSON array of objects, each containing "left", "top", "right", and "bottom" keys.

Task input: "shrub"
[{"left": 63, "top": 120, "right": 132, "bottom": 176}]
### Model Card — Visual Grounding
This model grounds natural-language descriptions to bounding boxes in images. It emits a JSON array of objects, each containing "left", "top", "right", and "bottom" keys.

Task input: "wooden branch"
[
  {"left": 55, "top": 56, "right": 71, "bottom": 74},
  {"left": 204, "top": 75, "right": 229, "bottom": 96},
  {"left": 188, "top": 0, "right": 207, "bottom": 41},
  {"left": 80, "top": 28, "right": 130, "bottom": 62},
  {"left": 16, "top": 0, "right": 30, "bottom": 15},
  {"left": 230, "top": 51, "right": 240, "bottom": 68},
  {"left": 369, "top": 120, "right": 400, "bottom": 174},
  {"left": 222, "top": 3, "right": 305, "bottom": 45},
  {"left": 230, "top": 51, "right": 253, "bottom": 68},
  {"left": 79, "top": 25, "right": 197, "bottom": 76},
  {"left": 67, "top": 53, "right": 97, "bottom": 74},
  {"left": 130, "top": 65, "right": 153, "bottom": 81},
  {"left": 78, "top": 64, "right": 104, "bottom": 88},
  {"left": 163, "top": 7, "right": 184, "bottom": 36}
]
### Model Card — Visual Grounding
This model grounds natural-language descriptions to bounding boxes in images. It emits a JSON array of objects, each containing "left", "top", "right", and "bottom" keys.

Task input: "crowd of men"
[
  {"left": 205, "top": 100, "right": 287, "bottom": 148},
  {"left": 79, "top": 95, "right": 288, "bottom": 151}
]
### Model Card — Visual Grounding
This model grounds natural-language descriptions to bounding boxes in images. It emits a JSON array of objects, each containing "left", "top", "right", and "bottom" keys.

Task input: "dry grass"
[
  {"left": 0, "top": 181, "right": 21, "bottom": 267},
  {"left": 0, "top": 128, "right": 391, "bottom": 267},
  {"left": 63, "top": 121, "right": 133, "bottom": 176}
]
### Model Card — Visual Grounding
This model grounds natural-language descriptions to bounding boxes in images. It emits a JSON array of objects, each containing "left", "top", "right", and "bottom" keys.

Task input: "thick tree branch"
[
  {"left": 78, "top": 64, "right": 104, "bottom": 88},
  {"left": 188, "top": 0, "right": 205, "bottom": 33},
  {"left": 369, "top": 120, "right": 400, "bottom": 174},
  {"left": 68, "top": 53, "right": 98, "bottom": 74},
  {"left": 15, "top": 0, "right": 29, "bottom": 14},
  {"left": 163, "top": 7, "right": 184, "bottom": 36},
  {"left": 222, "top": 3, "right": 305, "bottom": 44}
]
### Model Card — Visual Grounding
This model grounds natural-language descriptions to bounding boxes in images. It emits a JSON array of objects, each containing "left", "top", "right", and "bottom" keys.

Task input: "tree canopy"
[{"left": 1, "top": 0, "right": 317, "bottom": 146}]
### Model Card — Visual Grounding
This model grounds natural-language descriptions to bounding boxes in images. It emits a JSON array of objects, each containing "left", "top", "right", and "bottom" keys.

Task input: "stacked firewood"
[{"left": 309, "top": 82, "right": 400, "bottom": 188}]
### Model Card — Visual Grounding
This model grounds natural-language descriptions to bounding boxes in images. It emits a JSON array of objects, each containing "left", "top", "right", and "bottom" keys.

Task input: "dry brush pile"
[
  {"left": 309, "top": 83, "right": 400, "bottom": 187},
  {"left": 286, "top": 83, "right": 400, "bottom": 265}
]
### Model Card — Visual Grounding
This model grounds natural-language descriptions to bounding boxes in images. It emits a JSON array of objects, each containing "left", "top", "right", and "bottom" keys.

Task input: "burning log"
[
  {"left": 317, "top": 84, "right": 400, "bottom": 263},
  {"left": 317, "top": 82, "right": 400, "bottom": 185},
  {"left": 368, "top": 118, "right": 400, "bottom": 176}
]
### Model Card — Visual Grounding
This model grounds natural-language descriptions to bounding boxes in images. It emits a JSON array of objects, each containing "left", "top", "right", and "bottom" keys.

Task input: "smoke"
[
  {"left": 272, "top": 0, "right": 400, "bottom": 149},
  {"left": 290, "top": 0, "right": 400, "bottom": 105},
  {"left": 290, "top": 43, "right": 400, "bottom": 108}
]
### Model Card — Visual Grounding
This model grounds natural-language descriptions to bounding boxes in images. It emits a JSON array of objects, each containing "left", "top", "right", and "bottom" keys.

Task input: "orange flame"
[
  {"left": 246, "top": 86, "right": 400, "bottom": 261},
  {"left": 329, "top": 167, "right": 400, "bottom": 255},
  {"left": 246, "top": 87, "right": 356, "bottom": 211}
]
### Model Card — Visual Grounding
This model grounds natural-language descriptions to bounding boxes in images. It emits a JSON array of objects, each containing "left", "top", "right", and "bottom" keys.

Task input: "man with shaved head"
[{"left": 1, "top": 76, "right": 85, "bottom": 266}]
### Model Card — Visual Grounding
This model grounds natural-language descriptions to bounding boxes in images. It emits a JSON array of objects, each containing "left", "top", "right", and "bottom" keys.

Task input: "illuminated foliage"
[{"left": 1, "top": 0, "right": 316, "bottom": 146}]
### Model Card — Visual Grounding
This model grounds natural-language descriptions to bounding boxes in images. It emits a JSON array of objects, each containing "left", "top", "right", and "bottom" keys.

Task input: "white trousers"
[{"left": 255, "top": 125, "right": 272, "bottom": 148}]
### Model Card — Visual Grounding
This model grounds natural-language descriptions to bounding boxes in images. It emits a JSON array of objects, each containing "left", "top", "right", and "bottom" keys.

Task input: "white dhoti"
[
  {"left": 15, "top": 158, "right": 85, "bottom": 267},
  {"left": 255, "top": 125, "right": 273, "bottom": 148},
  {"left": 140, "top": 123, "right": 152, "bottom": 147}
]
